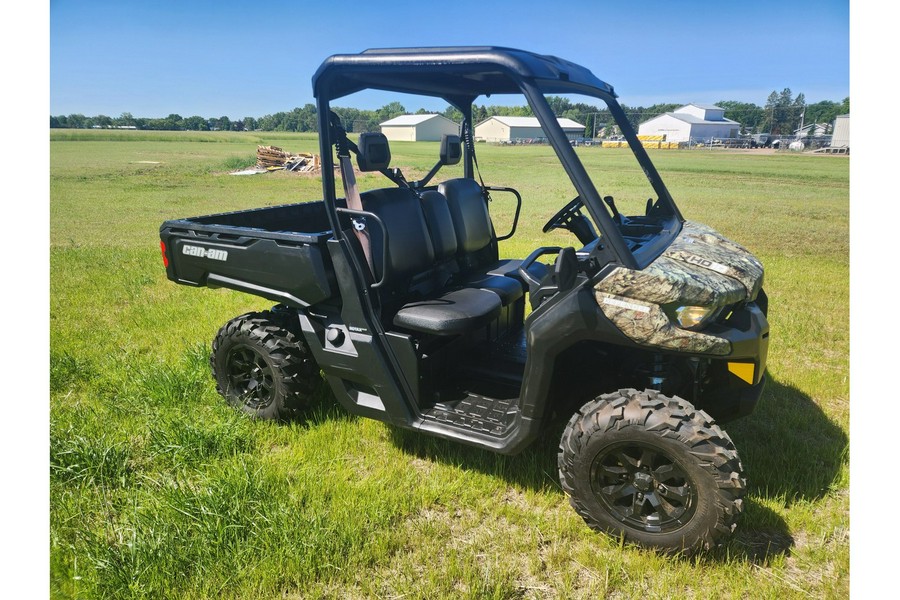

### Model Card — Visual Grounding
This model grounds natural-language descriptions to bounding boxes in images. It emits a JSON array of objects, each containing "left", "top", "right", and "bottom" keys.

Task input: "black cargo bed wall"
[{"left": 190, "top": 200, "right": 346, "bottom": 235}]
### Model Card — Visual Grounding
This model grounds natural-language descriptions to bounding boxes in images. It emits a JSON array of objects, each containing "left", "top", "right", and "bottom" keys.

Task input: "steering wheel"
[
  {"left": 542, "top": 196, "right": 586, "bottom": 233},
  {"left": 542, "top": 196, "right": 601, "bottom": 246}
]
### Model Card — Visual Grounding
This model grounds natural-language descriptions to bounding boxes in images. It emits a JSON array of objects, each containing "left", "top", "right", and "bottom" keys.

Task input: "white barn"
[
  {"left": 379, "top": 114, "right": 459, "bottom": 142},
  {"left": 638, "top": 104, "right": 740, "bottom": 143},
  {"left": 474, "top": 116, "right": 585, "bottom": 143}
]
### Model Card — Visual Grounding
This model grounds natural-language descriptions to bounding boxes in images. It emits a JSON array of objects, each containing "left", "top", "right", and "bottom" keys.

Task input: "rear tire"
[
  {"left": 558, "top": 388, "right": 745, "bottom": 554},
  {"left": 210, "top": 310, "right": 319, "bottom": 420}
]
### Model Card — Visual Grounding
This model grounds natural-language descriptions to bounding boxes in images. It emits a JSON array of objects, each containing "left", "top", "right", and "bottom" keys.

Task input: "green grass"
[{"left": 50, "top": 130, "right": 849, "bottom": 598}]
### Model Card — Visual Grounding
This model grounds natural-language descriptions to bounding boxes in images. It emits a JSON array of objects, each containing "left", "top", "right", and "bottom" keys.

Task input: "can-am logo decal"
[
  {"left": 684, "top": 254, "right": 729, "bottom": 274},
  {"left": 182, "top": 245, "right": 228, "bottom": 261}
]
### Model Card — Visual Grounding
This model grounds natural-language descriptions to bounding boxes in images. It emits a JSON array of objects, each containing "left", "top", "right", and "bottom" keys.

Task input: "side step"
[{"left": 422, "top": 394, "right": 518, "bottom": 437}]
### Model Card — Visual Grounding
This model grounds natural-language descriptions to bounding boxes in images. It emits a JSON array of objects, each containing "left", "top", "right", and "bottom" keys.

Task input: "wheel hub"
[
  {"left": 590, "top": 441, "right": 698, "bottom": 534},
  {"left": 225, "top": 344, "right": 275, "bottom": 409},
  {"left": 633, "top": 471, "right": 653, "bottom": 491}
]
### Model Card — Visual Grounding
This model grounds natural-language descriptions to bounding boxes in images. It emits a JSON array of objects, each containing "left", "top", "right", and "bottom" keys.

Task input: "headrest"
[
  {"left": 440, "top": 134, "right": 462, "bottom": 165},
  {"left": 357, "top": 133, "right": 391, "bottom": 172}
]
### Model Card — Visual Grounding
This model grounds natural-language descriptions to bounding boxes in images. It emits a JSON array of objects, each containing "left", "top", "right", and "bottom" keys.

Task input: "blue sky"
[{"left": 50, "top": 0, "right": 849, "bottom": 118}]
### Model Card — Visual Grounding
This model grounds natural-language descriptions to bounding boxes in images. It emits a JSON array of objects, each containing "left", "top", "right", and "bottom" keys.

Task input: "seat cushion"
[
  {"left": 393, "top": 288, "right": 502, "bottom": 335},
  {"left": 486, "top": 258, "right": 549, "bottom": 284},
  {"left": 461, "top": 273, "right": 523, "bottom": 306}
]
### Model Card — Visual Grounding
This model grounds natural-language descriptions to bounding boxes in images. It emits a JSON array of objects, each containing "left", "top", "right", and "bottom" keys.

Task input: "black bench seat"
[
  {"left": 359, "top": 187, "right": 506, "bottom": 337},
  {"left": 393, "top": 287, "right": 502, "bottom": 335}
]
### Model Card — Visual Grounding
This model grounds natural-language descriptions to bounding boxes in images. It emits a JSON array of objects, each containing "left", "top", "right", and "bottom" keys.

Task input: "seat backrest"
[
  {"left": 360, "top": 188, "right": 435, "bottom": 286},
  {"left": 437, "top": 178, "right": 494, "bottom": 254},
  {"left": 418, "top": 190, "right": 458, "bottom": 261}
]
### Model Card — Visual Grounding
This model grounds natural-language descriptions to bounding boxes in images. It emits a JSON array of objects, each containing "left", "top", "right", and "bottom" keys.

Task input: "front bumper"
[
  {"left": 699, "top": 300, "right": 769, "bottom": 421},
  {"left": 707, "top": 300, "right": 769, "bottom": 386}
]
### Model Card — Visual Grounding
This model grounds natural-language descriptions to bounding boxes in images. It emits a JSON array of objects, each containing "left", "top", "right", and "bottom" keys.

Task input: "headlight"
[{"left": 672, "top": 305, "right": 718, "bottom": 330}]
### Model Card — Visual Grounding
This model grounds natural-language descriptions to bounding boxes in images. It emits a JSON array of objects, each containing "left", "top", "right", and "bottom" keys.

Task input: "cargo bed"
[{"left": 160, "top": 201, "right": 340, "bottom": 308}]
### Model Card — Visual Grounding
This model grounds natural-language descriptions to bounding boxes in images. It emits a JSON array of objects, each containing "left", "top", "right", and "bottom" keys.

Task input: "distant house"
[
  {"left": 474, "top": 116, "right": 585, "bottom": 143},
  {"left": 831, "top": 114, "right": 850, "bottom": 148},
  {"left": 638, "top": 104, "right": 740, "bottom": 143},
  {"left": 795, "top": 123, "right": 829, "bottom": 137},
  {"left": 379, "top": 114, "right": 459, "bottom": 142}
]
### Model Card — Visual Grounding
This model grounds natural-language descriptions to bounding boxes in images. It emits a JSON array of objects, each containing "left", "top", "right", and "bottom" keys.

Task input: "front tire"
[
  {"left": 210, "top": 310, "right": 319, "bottom": 420},
  {"left": 558, "top": 389, "right": 745, "bottom": 554}
]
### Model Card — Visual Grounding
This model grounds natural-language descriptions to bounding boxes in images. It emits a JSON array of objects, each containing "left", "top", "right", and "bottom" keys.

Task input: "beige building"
[
  {"left": 379, "top": 114, "right": 459, "bottom": 142},
  {"left": 474, "top": 116, "right": 585, "bottom": 143}
]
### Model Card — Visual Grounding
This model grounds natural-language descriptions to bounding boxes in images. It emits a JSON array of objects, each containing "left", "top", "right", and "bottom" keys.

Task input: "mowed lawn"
[{"left": 50, "top": 130, "right": 849, "bottom": 599}]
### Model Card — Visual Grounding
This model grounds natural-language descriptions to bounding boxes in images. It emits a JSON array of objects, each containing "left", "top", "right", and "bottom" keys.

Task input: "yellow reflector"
[{"left": 727, "top": 362, "right": 755, "bottom": 384}]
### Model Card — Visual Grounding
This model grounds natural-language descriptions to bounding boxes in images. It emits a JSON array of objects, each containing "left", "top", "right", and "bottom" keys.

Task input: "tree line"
[{"left": 50, "top": 90, "right": 848, "bottom": 137}]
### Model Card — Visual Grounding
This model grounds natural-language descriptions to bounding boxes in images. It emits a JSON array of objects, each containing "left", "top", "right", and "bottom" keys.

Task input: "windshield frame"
[{"left": 520, "top": 79, "right": 684, "bottom": 270}]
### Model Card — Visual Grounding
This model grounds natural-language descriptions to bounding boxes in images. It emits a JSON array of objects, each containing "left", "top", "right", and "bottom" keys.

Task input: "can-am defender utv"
[{"left": 159, "top": 47, "right": 769, "bottom": 554}]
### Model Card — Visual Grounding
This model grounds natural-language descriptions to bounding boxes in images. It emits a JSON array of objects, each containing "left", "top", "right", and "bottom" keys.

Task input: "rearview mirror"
[{"left": 440, "top": 134, "right": 462, "bottom": 165}]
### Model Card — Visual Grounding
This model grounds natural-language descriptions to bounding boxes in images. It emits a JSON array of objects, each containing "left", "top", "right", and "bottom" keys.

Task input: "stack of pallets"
[{"left": 256, "top": 146, "right": 321, "bottom": 172}]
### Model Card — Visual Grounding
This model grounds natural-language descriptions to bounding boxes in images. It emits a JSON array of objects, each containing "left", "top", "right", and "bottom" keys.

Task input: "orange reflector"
[
  {"left": 727, "top": 362, "right": 755, "bottom": 385},
  {"left": 160, "top": 241, "right": 169, "bottom": 268}
]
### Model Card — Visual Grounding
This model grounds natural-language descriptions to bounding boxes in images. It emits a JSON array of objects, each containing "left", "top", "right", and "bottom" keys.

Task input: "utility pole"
[{"left": 592, "top": 112, "right": 602, "bottom": 139}]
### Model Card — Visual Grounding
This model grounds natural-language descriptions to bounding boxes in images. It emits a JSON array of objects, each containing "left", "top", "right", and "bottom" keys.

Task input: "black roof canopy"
[{"left": 312, "top": 46, "right": 616, "bottom": 104}]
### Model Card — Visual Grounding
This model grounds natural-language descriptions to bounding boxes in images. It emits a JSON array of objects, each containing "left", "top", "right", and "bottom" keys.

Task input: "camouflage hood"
[
  {"left": 597, "top": 221, "right": 763, "bottom": 307},
  {"left": 593, "top": 221, "right": 764, "bottom": 355}
]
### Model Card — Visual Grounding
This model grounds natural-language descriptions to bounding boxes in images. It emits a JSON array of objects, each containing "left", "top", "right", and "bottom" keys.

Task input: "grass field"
[{"left": 50, "top": 129, "right": 849, "bottom": 599}]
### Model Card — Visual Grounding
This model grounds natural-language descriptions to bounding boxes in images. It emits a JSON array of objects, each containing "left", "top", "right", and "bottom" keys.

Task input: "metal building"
[
  {"left": 638, "top": 104, "right": 741, "bottom": 143},
  {"left": 474, "top": 116, "right": 585, "bottom": 143},
  {"left": 379, "top": 114, "right": 460, "bottom": 142},
  {"left": 831, "top": 114, "right": 850, "bottom": 149}
]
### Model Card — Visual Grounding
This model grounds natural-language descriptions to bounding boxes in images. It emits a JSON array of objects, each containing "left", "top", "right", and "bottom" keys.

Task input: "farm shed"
[
  {"left": 379, "top": 114, "right": 460, "bottom": 142},
  {"left": 795, "top": 122, "right": 830, "bottom": 137},
  {"left": 638, "top": 104, "right": 740, "bottom": 143},
  {"left": 474, "top": 116, "right": 585, "bottom": 143},
  {"left": 831, "top": 114, "right": 850, "bottom": 148}
]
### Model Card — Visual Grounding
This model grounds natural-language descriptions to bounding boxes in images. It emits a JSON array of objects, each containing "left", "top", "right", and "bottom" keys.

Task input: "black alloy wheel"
[
  {"left": 590, "top": 441, "right": 698, "bottom": 534},
  {"left": 224, "top": 344, "right": 276, "bottom": 410}
]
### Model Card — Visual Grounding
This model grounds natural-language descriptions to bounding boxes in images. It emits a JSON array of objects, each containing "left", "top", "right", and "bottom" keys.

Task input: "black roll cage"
[{"left": 312, "top": 46, "right": 684, "bottom": 272}]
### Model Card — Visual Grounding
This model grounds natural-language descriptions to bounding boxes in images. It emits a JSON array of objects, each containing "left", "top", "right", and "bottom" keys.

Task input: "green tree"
[
  {"left": 376, "top": 102, "right": 406, "bottom": 123},
  {"left": 442, "top": 105, "right": 463, "bottom": 123},
  {"left": 792, "top": 92, "right": 806, "bottom": 134},
  {"left": 182, "top": 116, "right": 208, "bottom": 131},
  {"left": 165, "top": 114, "right": 184, "bottom": 129},
  {"left": 716, "top": 101, "right": 765, "bottom": 132},
  {"left": 763, "top": 91, "right": 779, "bottom": 133},
  {"left": 546, "top": 96, "right": 573, "bottom": 115},
  {"left": 66, "top": 113, "right": 87, "bottom": 129},
  {"left": 115, "top": 112, "right": 136, "bottom": 127}
]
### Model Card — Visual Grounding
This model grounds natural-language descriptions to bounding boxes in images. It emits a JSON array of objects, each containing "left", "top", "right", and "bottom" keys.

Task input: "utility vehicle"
[{"left": 159, "top": 47, "right": 769, "bottom": 554}]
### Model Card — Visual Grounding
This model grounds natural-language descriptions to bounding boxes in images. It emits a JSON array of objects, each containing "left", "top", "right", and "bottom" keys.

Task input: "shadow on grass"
[
  {"left": 385, "top": 373, "right": 846, "bottom": 564},
  {"left": 726, "top": 374, "right": 848, "bottom": 504}
]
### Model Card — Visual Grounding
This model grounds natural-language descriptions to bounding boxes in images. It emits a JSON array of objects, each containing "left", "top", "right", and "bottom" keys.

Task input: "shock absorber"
[{"left": 647, "top": 353, "right": 667, "bottom": 391}]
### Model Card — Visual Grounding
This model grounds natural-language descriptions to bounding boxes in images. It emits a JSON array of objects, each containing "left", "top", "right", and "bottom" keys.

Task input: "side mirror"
[
  {"left": 440, "top": 134, "right": 462, "bottom": 165},
  {"left": 357, "top": 132, "right": 391, "bottom": 172}
]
